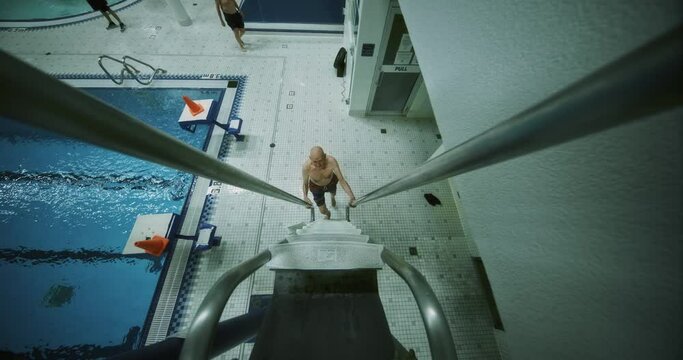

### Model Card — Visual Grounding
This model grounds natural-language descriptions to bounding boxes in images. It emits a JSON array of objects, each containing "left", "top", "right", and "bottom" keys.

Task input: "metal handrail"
[
  {"left": 98, "top": 55, "right": 167, "bottom": 85},
  {"left": 179, "top": 250, "right": 272, "bottom": 360},
  {"left": 180, "top": 244, "right": 458, "bottom": 359},
  {"left": 381, "top": 248, "right": 458, "bottom": 360},
  {"left": 355, "top": 25, "right": 683, "bottom": 206},
  {"left": 0, "top": 50, "right": 309, "bottom": 207}
]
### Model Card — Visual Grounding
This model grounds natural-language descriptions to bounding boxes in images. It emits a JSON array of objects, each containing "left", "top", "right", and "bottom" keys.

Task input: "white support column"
[{"left": 166, "top": 0, "right": 192, "bottom": 26}]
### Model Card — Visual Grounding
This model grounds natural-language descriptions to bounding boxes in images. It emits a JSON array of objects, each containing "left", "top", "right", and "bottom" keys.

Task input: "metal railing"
[
  {"left": 4, "top": 26, "right": 679, "bottom": 211},
  {"left": 98, "top": 55, "right": 167, "bottom": 85},
  {"left": 179, "top": 250, "right": 272, "bottom": 360},
  {"left": 0, "top": 50, "right": 309, "bottom": 207},
  {"left": 382, "top": 248, "right": 458, "bottom": 360},
  {"left": 179, "top": 244, "right": 458, "bottom": 360},
  {"left": 355, "top": 25, "right": 683, "bottom": 206},
  {"left": 3, "top": 24, "right": 681, "bottom": 360}
]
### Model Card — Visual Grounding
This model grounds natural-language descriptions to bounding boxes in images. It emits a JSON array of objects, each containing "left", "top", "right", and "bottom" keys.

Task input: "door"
[
  {"left": 371, "top": 72, "right": 420, "bottom": 112},
  {"left": 368, "top": 5, "right": 421, "bottom": 115}
]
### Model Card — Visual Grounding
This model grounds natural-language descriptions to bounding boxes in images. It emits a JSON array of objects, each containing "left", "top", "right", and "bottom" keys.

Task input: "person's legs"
[
  {"left": 311, "top": 188, "right": 330, "bottom": 219},
  {"left": 225, "top": 13, "right": 245, "bottom": 49},
  {"left": 327, "top": 179, "right": 338, "bottom": 208},
  {"left": 101, "top": 11, "right": 117, "bottom": 29},
  {"left": 107, "top": 10, "right": 123, "bottom": 24},
  {"left": 232, "top": 29, "right": 245, "bottom": 49},
  {"left": 106, "top": 10, "right": 126, "bottom": 31},
  {"left": 318, "top": 204, "right": 331, "bottom": 219},
  {"left": 236, "top": 12, "right": 246, "bottom": 41}
]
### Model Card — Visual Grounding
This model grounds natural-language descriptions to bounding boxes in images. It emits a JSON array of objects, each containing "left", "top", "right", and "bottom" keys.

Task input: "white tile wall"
[{"left": 1, "top": 1, "right": 500, "bottom": 358}]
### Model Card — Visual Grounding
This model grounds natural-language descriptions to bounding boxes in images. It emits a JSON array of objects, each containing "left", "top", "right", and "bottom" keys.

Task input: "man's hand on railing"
[
  {"left": 303, "top": 197, "right": 313, "bottom": 209},
  {"left": 348, "top": 197, "right": 357, "bottom": 208}
]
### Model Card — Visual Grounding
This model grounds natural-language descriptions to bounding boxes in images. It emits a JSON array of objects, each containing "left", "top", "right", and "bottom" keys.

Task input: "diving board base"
[
  {"left": 178, "top": 99, "right": 218, "bottom": 133},
  {"left": 122, "top": 213, "right": 178, "bottom": 255}
]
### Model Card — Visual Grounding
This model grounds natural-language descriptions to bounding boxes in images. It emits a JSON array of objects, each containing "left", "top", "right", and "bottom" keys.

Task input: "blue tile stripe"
[
  {"left": 167, "top": 249, "right": 201, "bottom": 335},
  {"left": 199, "top": 193, "right": 218, "bottom": 225},
  {"left": 229, "top": 76, "right": 248, "bottom": 122},
  {"left": 53, "top": 73, "right": 247, "bottom": 82}
]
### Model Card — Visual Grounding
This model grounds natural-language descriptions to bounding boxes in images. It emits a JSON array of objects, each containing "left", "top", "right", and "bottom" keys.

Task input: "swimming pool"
[
  {"left": 242, "top": 0, "right": 344, "bottom": 24},
  {"left": 0, "top": 86, "right": 225, "bottom": 358},
  {"left": 0, "top": 0, "right": 126, "bottom": 21},
  {"left": 0, "top": 0, "right": 140, "bottom": 29},
  {"left": 242, "top": 0, "right": 345, "bottom": 33}
]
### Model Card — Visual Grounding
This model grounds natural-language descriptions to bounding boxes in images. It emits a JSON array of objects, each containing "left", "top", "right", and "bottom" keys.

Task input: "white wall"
[
  {"left": 348, "top": 0, "right": 390, "bottom": 116},
  {"left": 405, "top": 79, "right": 434, "bottom": 118},
  {"left": 398, "top": 0, "right": 682, "bottom": 359}
]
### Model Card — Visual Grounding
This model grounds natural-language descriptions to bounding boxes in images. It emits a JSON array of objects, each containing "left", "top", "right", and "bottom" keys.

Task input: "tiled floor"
[{"left": 1, "top": 1, "right": 500, "bottom": 359}]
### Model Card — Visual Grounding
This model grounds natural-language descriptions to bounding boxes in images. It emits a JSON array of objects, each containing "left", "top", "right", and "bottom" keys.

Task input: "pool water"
[
  {"left": 0, "top": 86, "right": 225, "bottom": 358},
  {"left": 242, "top": 0, "right": 345, "bottom": 24},
  {"left": 0, "top": 0, "right": 126, "bottom": 21}
]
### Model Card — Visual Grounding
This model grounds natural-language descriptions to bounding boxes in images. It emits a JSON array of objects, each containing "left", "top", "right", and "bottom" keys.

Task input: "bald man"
[{"left": 302, "top": 146, "right": 356, "bottom": 219}]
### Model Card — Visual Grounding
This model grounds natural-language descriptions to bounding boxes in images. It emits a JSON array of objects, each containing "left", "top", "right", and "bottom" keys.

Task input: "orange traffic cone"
[
  {"left": 134, "top": 235, "right": 170, "bottom": 256},
  {"left": 182, "top": 96, "right": 205, "bottom": 116}
]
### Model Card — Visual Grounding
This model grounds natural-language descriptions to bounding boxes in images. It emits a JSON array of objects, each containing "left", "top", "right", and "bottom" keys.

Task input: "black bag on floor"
[{"left": 333, "top": 47, "right": 347, "bottom": 77}]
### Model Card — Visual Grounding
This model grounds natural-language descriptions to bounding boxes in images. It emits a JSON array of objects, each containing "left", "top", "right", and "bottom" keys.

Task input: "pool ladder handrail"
[
  {"left": 98, "top": 55, "right": 167, "bottom": 85},
  {"left": 178, "top": 245, "right": 458, "bottom": 360}
]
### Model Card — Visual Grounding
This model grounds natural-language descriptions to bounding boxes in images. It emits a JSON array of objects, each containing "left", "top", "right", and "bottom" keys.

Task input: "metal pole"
[
  {"left": 356, "top": 25, "right": 683, "bottom": 206},
  {"left": 165, "top": 0, "right": 192, "bottom": 26},
  {"left": 179, "top": 250, "right": 272, "bottom": 360},
  {"left": 0, "top": 51, "right": 309, "bottom": 208},
  {"left": 381, "top": 248, "right": 458, "bottom": 360}
]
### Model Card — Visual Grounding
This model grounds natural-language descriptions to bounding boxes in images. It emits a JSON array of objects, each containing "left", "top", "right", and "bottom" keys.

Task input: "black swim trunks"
[
  {"left": 309, "top": 174, "right": 338, "bottom": 206},
  {"left": 223, "top": 11, "right": 245, "bottom": 30},
  {"left": 87, "top": 0, "right": 111, "bottom": 11}
]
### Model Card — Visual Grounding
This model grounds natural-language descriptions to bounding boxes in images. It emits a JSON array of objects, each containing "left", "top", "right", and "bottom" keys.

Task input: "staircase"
[
  {"left": 250, "top": 220, "right": 412, "bottom": 360},
  {"left": 268, "top": 220, "right": 381, "bottom": 270},
  {"left": 174, "top": 219, "right": 453, "bottom": 360}
]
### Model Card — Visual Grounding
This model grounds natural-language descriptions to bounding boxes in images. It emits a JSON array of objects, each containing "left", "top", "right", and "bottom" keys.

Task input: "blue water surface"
[
  {"left": 242, "top": 0, "right": 345, "bottom": 24},
  {"left": 0, "top": 87, "right": 224, "bottom": 357},
  {"left": 0, "top": 0, "right": 127, "bottom": 21}
]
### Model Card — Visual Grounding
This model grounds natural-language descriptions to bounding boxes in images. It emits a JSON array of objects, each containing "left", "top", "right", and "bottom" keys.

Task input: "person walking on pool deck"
[
  {"left": 86, "top": 0, "right": 126, "bottom": 32},
  {"left": 303, "top": 146, "right": 357, "bottom": 219},
  {"left": 215, "top": 0, "right": 246, "bottom": 50}
]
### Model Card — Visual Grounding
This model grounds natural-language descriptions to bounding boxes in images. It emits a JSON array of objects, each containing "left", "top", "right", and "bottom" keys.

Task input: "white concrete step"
[
  {"left": 303, "top": 219, "right": 357, "bottom": 230},
  {"left": 297, "top": 227, "right": 362, "bottom": 235},
  {"left": 267, "top": 241, "right": 384, "bottom": 270},
  {"left": 298, "top": 220, "right": 359, "bottom": 233},
  {"left": 287, "top": 222, "right": 307, "bottom": 235},
  {"left": 286, "top": 233, "right": 370, "bottom": 243}
]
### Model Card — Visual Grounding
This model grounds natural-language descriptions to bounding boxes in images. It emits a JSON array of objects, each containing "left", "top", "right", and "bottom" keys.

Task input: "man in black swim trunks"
[
  {"left": 302, "top": 146, "right": 357, "bottom": 219},
  {"left": 215, "top": 0, "right": 246, "bottom": 50},
  {"left": 86, "top": 0, "right": 126, "bottom": 32}
]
